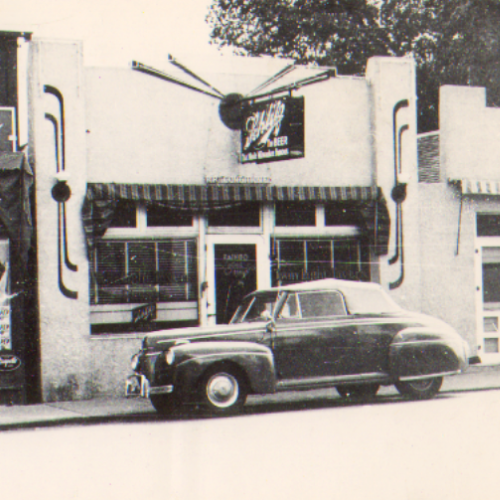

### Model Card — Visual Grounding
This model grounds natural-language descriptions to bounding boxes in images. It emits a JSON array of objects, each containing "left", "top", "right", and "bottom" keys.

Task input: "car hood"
[{"left": 142, "top": 321, "right": 268, "bottom": 351}]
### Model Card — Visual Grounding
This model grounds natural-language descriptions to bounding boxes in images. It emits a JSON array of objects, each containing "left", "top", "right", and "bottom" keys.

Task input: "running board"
[{"left": 276, "top": 372, "right": 390, "bottom": 392}]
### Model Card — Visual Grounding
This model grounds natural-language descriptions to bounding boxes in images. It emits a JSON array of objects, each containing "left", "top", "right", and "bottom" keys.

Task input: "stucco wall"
[
  {"left": 441, "top": 85, "right": 500, "bottom": 181},
  {"left": 366, "top": 57, "right": 421, "bottom": 311},
  {"left": 30, "top": 39, "right": 142, "bottom": 401},
  {"left": 84, "top": 68, "right": 374, "bottom": 187},
  {"left": 418, "top": 183, "right": 477, "bottom": 349}
]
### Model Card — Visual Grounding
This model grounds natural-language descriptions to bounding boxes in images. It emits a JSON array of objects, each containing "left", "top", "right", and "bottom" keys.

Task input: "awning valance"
[
  {"left": 460, "top": 179, "right": 500, "bottom": 195},
  {"left": 84, "top": 183, "right": 381, "bottom": 205},
  {"left": 82, "top": 183, "right": 390, "bottom": 256}
]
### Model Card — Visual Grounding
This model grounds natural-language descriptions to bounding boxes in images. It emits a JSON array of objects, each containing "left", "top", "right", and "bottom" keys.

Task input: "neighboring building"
[{"left": 418, "top": 85, "right": 500, "bottom": 366}]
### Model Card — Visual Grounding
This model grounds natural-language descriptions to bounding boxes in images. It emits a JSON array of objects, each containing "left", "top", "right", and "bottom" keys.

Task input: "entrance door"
[
  {"left": 476, "top": 243, "right": 500, "bottom": 362},
  {"left": 214, "top": 244, "right": 256, "bottom": 324},
  {"left": 206, "top": 236, "right": 269, "bottom": 325}
]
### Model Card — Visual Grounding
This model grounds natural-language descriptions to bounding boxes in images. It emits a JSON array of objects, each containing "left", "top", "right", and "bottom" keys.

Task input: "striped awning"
[
  {"left": 82, "top": 183, "right": 390, "bottom": 257},
  {"left": 460, "top": 179, "right": 500, "bottom": 195},
  {"left": 85, "top": 183, "right": 381, "bottom": 205}
]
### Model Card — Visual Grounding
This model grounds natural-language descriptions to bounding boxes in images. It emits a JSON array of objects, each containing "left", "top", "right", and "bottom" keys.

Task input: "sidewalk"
[{"left": 1, "top": 364, "right": 499, "bottom": 430}]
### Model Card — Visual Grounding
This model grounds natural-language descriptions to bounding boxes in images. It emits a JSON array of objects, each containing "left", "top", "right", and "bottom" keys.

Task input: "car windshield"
[
  {"left": 230, "top": 292, "right": 280, "bottom": 323},
  {"left": 343, "top": 287, "right": 402, "bottom": 314}
]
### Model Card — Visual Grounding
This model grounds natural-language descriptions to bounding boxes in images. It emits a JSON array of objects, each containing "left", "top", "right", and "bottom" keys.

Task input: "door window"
[{"left": 214, "top": 244, "right": 257, "bottom": 324}]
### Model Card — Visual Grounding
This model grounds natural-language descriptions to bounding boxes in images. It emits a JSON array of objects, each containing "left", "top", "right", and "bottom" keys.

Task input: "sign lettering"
[
  {"left": 0, "top": 354, "right": 21, "bottom": 371},
  {"left": 241, "top": 96, "right": 304, "bottom": 164}
]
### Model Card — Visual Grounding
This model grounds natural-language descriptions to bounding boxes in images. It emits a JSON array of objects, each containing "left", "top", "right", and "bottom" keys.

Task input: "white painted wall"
[
  {"left": 85, "top": 68, "right": 374, "bottom": 187},
  {"left": 441, "top": 85, "right": 500, "bottom": 181}
]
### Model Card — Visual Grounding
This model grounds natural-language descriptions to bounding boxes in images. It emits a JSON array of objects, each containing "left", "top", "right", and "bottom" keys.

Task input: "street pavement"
[{"left": 1, "top": 363, "right": 499, "bottom": 430}]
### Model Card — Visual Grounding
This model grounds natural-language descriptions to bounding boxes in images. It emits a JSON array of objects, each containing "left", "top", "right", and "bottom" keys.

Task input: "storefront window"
[
  {"left": 271, "top": 238, "right": 369, "bottom": 286},
  {"left": 90, "top": 239, "right": 197, "bottom": 305}
]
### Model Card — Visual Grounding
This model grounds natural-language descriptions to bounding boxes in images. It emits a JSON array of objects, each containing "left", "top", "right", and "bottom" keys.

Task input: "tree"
[
  {"left": 207, "top": 0, "right": 500, "bottom": 132},
  {"left": 207, "top": 0, "right": 388, "bottom": 73}
]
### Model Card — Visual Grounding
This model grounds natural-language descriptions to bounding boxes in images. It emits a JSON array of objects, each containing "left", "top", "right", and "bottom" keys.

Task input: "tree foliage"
[{"left": 207, "top": 0, "right": 500, "bottom": 132}]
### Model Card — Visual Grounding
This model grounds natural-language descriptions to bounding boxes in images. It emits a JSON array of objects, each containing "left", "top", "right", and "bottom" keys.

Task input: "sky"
[{"left": 0, "top": 0, "right": 225, "bottom": 68}]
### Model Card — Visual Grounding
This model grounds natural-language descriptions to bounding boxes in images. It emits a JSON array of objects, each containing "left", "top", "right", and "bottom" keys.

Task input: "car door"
[{"left": 271, "top": 290, "right": 358, "bottom": 380}]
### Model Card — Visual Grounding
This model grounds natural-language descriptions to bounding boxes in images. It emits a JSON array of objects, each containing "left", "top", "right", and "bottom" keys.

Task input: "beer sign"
[{"left": 241, "top": 96, "right": 304, "bottom": 164}]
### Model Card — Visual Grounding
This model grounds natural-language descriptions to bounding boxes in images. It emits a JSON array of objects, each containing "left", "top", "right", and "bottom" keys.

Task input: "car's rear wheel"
[
  {"left": 150, "top": 394, "right": 179, "bottom": 414},
  {"left": 199, "top": 367, "right": 247, "bottom": 414},
  {"left": 395, "top": 377, "right": 443, "bottom": 400},
  {"left": 336, "top": 383, "right": 380, "bottom": 400}
]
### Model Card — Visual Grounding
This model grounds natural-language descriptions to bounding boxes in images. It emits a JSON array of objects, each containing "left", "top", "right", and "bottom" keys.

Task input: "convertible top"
[{"left": 258, "top": 278, "right": 383, "bottom": 295}]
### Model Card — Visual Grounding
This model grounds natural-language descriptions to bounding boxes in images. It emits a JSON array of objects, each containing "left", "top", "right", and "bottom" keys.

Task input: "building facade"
[
  {"left": 26, "top": 39, "right": 421, "bottom": 401},
  {"left": 417, "top": 85, "right": 500, "bottom": 367}
]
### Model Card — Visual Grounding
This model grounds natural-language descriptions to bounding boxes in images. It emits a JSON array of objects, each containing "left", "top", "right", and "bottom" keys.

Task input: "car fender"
[
  {"left": 169, "top": 341, "right": 276, "bottom": 395},
  {"left": 389, "top": 326, "right": 468, "bottom": 379}
]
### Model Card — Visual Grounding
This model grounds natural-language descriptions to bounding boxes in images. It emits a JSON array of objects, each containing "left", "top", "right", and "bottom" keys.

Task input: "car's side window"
[
  {"left": 298, "top": 291, "right": 347, "bottom": 318},
  {"left": 278, "top": 293, "right": 300, "bottom": 319}
]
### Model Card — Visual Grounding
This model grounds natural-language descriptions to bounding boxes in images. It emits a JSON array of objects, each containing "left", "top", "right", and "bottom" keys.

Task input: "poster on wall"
[
  {"left": 241, "top": 96, "right": 304, "bottom": 164},
  {"left": 0, "top": 240, "right": 11, "bottom": 350}
]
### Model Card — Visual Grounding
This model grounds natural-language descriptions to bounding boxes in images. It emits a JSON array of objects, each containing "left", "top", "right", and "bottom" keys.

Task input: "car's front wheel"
[
  {"left": 199, "top": 367, "right": 247, "bottom": 414},
  {"left": 395, "top": 377, "right": 443, "bottom": 400},
  {"left": 336, "top": 383, "right": 380, "bottom": 400}
]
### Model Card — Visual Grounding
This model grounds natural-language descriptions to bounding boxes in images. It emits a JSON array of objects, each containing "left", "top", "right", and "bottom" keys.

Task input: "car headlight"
[
  {"left": 130, "top": 353, "right": 140, "bottom": 372},
  {"left": 165, "top": 349, "right": 175, "bottom": 365}
]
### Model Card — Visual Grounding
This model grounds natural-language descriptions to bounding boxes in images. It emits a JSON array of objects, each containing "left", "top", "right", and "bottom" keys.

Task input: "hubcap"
[
  {"left": 409, "top": 379, "right": 433, "bottom": 391},
  {"left": 206, "top": 373, "right": 239, "bottom": 408}
]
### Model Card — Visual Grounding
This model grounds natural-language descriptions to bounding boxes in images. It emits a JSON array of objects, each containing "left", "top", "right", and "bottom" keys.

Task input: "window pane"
[
  {"left": 275, "top": 202, "right": 315, "bottom": 226},
  {"left": 95, "top": 241, "right": 127, "bottom": 304},
  {"left": 477, "top": 214, "right": 500, "bottom": 236},
  {"left": 147, "top": 205, "right": 193, "bottom": 227},
  {"left": 279, "top": 293, "right": 300, "bottom": 319},
  {"left": 483, "top": 263, "right": 500, "bottom": 304},
  {"left": 158, "top": 240, "right": 197, "bottom": 301},
  {"left": 299, "top": 291, "right": 346, "bottom": 318},
  {"left": 128, "top": 242, "right": 156, "bottom": 303},
  {"left": 109, "top": 201, "right": 136, "bottom": 228},
  {"left": 334, "top": 239, "right": 361, "bottom": 281},
  {"left": 325, "top": 203, "right": 360, "bottom": 226},
  {"left": 307, "top": 241, "right": 332, "bottom": 272},
  {"left": 208, "top": 203, "right": 260, "bottom": 227},
  {"left": 274, "top": 240, "right": 304, "bottom": 284}
]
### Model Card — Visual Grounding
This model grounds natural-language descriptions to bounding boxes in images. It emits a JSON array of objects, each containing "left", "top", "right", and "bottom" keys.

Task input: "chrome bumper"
[{"left": 125, "top": 374, "right": 174, "bottom": 398}]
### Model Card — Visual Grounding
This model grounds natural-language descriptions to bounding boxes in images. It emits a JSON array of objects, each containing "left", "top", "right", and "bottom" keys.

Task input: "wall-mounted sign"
[
  {"left": 0, "top": 107, "right": 17, "bottom": 152},
  {"left": 241, "top": 96, "right": 304, "bottom": 164},
  {"left": 132, "top": 303, "right": 157, "bottom": 324},
  {"left": 0, "top": 354, "right": 21, "bottom": 371},
  {"left": 204, "top": 175, "right": 272, "bottom": 185}
]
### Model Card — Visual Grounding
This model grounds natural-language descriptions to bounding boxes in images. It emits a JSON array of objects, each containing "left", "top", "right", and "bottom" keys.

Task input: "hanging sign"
[{"left": 241, "top": 96, "right": 304, "bottom": 164}]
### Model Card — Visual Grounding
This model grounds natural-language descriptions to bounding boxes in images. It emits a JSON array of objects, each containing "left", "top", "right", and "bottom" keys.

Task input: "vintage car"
[{"left": 126, "top": 279, "right": 477, "bottom": 414}]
